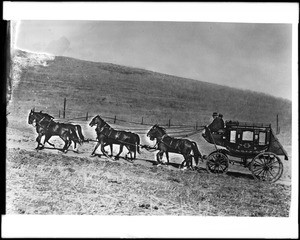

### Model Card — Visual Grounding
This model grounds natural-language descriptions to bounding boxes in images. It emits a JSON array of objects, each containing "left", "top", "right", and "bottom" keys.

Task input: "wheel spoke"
[
  {"left": 255, "top": 158, "right": 265, "bottom": 166},
  {"left": 252, "top": 162, "right": 264, "bottom": 168},
  {"left": 220, "top": 164, "right": 227, "bottom": 172},
  {"left": 212, "top": 163, "right": 217, "bottom": 172},
  {"left": 252, "top": 164, "right": 264, "bottom": 171},
  {"left": 254, "top": 168, "right": 265, "bottom": 177},
  {"left": 268, "top": 169, "right": 275, "bottom": 179}
]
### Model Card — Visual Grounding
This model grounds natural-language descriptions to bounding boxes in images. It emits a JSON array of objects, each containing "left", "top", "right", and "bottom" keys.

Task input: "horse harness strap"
[
  {"left": 96, "top": 123, "right": 139, "bottom": 148},
  {"left": 161, "top": 134, "right": 179, "bottom": 150},
  {"left": 33, "top": 116, "right": 52, "bottom": 132}
]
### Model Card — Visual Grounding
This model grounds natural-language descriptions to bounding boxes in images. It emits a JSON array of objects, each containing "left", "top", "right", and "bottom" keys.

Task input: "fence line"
[{"left": 60, "top": 112, "right": 205, "bottom": 129}]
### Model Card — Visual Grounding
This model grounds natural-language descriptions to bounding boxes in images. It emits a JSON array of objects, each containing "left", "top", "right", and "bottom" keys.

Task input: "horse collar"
[
  {"left": 161, "top": 134, "right": 168, "bottom": 140},
  {"left": 98, "top": 123, "right": 110, "bottom": 132}
]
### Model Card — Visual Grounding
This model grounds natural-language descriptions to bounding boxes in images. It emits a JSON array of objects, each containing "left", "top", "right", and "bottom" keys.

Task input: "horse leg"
[
  {"left": 73, "top": 140, "right": 79, "bottom": 153},
  {"left": 129, "top": 150, "right": 133, "bottom": 161},
  {"left": 67, "top": 139, "right": 72, "bottom": 150},
  {"left": 100, "top": 141, "right": 110, "bottom": 158},
  {"left": 91, "top": 142, "right": 100, "bottom": 157},
  {"left": 37, "top": 134, "right": 47, "bottom": 150},
  {"left": 62, "top": 139, "right": 69, "bottom": 153},
  {"left": 35, "top": 136, "right": 41, "bottom": 149},
  {"left": 156, "top": 150, "right": 164, "bottom": 165},
  {"left": 60, "top": 133, "right": 70, "bottom": 153},
  {"left": 115, "top": 144, "right": 124, "bottom": 160},
  {"left": 180, "top": 159, "right": 186, "bottom": 169},
  {"left": 109, "top": 144, "right": 113, "bottom": 157},
  {"left": 184, "top": 154, "right": 193, "bottom": 170},
  {"left": 43, "top": 134, "right": 55, "bottom": 148},
  {"left": 126, "top": 146, "right": 134, "bottom": 161},
  {"left": 43, "top": 134, "right": 55, "bottom": 149},
  {"left": 180, "top": 154, "right": 188, "bottom": 170},
  {"left": 165, "top": 151, "right": 170, "bottom": 165},
  {"left": 35, "top": 134, "right": 43, "bottom": 150},
  {"left": 187, "top": 154, "right": 193, "bottom": 170},
  {"left": 134, "top": 143, "right": 138, "bottom": 160}
]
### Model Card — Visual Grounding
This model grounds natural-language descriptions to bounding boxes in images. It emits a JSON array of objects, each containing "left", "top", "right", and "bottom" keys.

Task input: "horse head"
[
  {"left": 28, "top": 109, "right": 53, "bottom": 125},
  {"left": 147, "top": 124, "right": 165, "bottom": 141},
  {"left": 28, "top": 109, "right": 36, "bottom": 124},
  {"left": 89, "top": 115, "right": 105, "bottom": 128}
]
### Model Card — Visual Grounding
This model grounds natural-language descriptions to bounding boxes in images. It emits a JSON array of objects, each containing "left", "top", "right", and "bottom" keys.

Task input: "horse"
[
  {"left": 28, "top": 109, "right": 56, "bottom": 149},
  {"left": 89, "top": 115, "right": 140, "bottom": 160},
  {"left": 147, "top": 124, "right": 203, "bottom": 169},
  {"left": 28, "top": 109, "right": 85, "bottom": 152}
]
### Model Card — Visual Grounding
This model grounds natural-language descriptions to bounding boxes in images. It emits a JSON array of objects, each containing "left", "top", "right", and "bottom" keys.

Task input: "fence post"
[
  {"left": 114, "top": 115, "right": 117, "bottom": 124},
  {"left": 276, "top": 114, "right": 280, "bottom": 134},
  {"left": 195, "top": 121, "right": 198, "bottom": 130},
  {"left": 141, "top": 117, "right": 143, "bottom": 125},
  {"left": 168, "top": 119, "right": 171, "bottom": 128},
  {"left": 86, "top": 112, "right": 88, "bottom": 121},
  {"left": 63, "top": 98, "right": 66, "bottom": 119}
]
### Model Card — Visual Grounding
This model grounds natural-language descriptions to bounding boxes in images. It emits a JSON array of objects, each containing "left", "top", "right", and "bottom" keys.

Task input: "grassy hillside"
[
  {"left": 8, "top": 49, "right": 291, "bottom": 144},
  {"left": 6, "top": 148, "right": 290, "bottom": 216}
]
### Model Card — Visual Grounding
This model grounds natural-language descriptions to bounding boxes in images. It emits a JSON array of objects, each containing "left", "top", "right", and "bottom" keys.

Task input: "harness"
[
  {"left": 95, "top": 122, "right": 144, "bottom": 149},
  {"left": 160, "top": 134, "right": 180, "bottom": 150},
  {"left": 34, "top": 116, "right": 52, "bottom": 132}
]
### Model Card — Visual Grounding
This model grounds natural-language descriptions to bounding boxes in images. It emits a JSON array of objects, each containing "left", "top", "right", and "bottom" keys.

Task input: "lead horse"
[
  {"left": 89, "top": 115, "right": 140, "bottom": 160},
  {"left": 147, "top": 124, "right": 203, "bottom": 169},
  {"left": 28, "top": 109, "right": 85, "bottom": 152}
]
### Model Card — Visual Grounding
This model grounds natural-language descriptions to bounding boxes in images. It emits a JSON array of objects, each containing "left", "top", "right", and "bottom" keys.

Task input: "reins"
[
  {"left": 207, "top": 127, "right": 218, "bottom": 151},
  {"left": 94, "top": 121, "right": 144, "bottom": 149}
]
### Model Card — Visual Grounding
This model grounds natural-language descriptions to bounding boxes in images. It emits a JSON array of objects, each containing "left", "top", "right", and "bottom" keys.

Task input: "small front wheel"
[
  {"left": 250, "top": 152, "right": 283, "bottom": 183},
  {"left": 206, "top": 151, "right": 229, "bottom": 174}
]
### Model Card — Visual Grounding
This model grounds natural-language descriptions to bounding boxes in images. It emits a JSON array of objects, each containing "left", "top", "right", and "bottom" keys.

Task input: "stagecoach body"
[{"left": 202, "top": 120, "right": 288, "bottom": 182}]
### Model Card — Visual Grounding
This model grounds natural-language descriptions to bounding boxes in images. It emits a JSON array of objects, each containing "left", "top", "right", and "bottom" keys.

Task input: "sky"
[{"left": 15, "top": 20, "right": 292, "bottom": 100}]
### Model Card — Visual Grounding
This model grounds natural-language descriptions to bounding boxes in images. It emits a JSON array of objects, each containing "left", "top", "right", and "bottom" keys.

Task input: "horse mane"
[
  {"left": 96, "top": 115, "right": 109, "bottom": 127},
  {"left": 41, "top": 111, "right": 54, "bottom": 119},
  {"left": 155, "top": 124, "right": 166, "bottom": 135},
  {"left": 32, "top": 109, "right": 54, "bottom": 119}
]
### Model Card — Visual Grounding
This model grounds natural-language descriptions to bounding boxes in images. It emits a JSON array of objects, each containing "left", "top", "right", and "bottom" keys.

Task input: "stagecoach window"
[
  {"left": 259, "top": 132, "right": 266, "bottom": 145},
  {"left": 230, "top": 130, "right": 236, "bottom": 143},
  {"left": 242, "top": 131, "right": 253, "bottom": 141}
]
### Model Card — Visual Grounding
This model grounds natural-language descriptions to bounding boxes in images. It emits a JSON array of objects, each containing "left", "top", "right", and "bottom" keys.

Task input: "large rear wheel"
[
  {"left": 206, "top": 151, "right": 229, "bottom": 174},
  {"left": 250, "top": 152, "right": 283, "bottom": 183}
]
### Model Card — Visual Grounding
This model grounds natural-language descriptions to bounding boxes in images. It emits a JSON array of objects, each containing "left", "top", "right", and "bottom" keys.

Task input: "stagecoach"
[{"left": 202, "top": 120, "right": 289, "bottom": 182}]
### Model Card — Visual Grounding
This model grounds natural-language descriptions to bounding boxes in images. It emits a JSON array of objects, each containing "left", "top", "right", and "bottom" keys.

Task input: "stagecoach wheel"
[
  {"left": 206, "top": 151, "right": 229, "bottom": 174},
  {"left": 250, "top": 152, "right": 283, "bottom": 183}
]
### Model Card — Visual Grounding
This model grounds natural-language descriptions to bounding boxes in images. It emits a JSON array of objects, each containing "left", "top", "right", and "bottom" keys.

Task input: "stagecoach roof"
[{"left": 225, "top": 120, "right": 271, "bottom": 129}]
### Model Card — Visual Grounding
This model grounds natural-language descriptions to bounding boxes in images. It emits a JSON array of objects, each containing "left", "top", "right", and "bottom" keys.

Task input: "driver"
[{"left": 208, "top": 112, "right": 224, "bottom": 134}]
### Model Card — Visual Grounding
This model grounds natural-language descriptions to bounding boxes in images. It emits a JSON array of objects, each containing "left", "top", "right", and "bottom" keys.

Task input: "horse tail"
[
  {"left": 191, "top": 141, "right": 202, "bottom": 165},
  {"left": 69, "top": 128, "right": 80, "bottom": 143},
  {"left": 135, "top": 134, "right": 141, "bottom": 154},
  {"left": 75, "top": 125, "right": 85, "bottom": 143}
]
